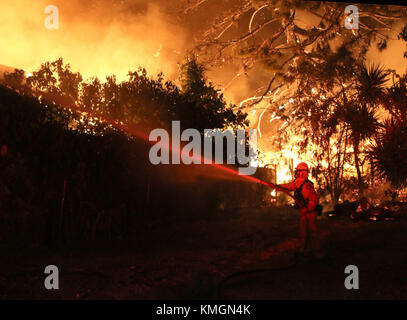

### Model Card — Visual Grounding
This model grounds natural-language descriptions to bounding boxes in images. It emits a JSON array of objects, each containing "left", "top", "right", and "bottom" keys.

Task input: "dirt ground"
[{"left": 1, "top": 206, "right": 407, "bottom": 300}]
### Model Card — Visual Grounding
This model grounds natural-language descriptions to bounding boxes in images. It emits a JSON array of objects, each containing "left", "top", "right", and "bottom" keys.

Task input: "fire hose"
[
  {"left": 215, "top": 181, "right": 312, "bottom": 299},
  {"left": 259, "top": 181, "right": 308, "bottom": 210}
]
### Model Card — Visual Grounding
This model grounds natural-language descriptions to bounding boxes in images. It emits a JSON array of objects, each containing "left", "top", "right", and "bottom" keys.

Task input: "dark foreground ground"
[{"left": 1, "top": 206, "right": 407, "bottom": 299}]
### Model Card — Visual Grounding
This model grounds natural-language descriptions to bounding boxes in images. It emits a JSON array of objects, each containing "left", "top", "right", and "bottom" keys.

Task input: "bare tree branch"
[
  {"left": 249, "top": 4, "right": 269, "bottom": 34},
  {"left": 183, "top": 0, "right": 210, "bottom": 13},
  {"left": 215, "top": 21, "right": 234, "bottom": 40}
]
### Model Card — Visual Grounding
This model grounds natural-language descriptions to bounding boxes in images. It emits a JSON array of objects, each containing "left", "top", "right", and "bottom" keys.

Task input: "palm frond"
[
  {"left": 369, "top": 119, "right": 407, "bottom": 187},
  {"left": 356, "top": 63, "right": 389, "bottom": 104}
]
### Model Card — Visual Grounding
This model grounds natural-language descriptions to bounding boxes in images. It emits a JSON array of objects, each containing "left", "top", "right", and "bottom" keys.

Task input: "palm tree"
[
  {"left": 341, "top": 64, "right": 388, "bottom": 197},
  {"left": 370, "top": 73, "right": 407, "bottom": 188},
  {"left": 356, "top": 64, "right": 389, "bottom": 105},
  {"left": 383, "top": 73, "right": 407, "bottom": 119},
  {"left": 370, "top": 118, "right": 407, "bottom": 188}
]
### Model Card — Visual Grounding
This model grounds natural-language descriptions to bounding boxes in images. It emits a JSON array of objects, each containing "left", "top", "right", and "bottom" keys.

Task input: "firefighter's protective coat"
[{"left": 280, "top": 177, "right": 318, "bottom": 214}]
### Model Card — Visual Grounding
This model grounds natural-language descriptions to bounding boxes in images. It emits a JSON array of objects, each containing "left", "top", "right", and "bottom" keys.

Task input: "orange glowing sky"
[{"left": 0, "top": 0, "right": 187, "bottom": 81}]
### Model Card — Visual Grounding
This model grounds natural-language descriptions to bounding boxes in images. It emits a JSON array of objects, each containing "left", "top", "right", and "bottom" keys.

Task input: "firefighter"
[{"left": 279, "top": 162, "right": 322, "bottom": 259}]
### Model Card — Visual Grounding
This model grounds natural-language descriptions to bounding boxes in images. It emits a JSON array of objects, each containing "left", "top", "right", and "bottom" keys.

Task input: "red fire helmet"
[{"left": 295, "top": 162, "right": 309, "bottom": 171}]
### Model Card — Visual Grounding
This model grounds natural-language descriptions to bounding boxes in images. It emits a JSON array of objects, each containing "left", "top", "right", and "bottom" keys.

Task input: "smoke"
[
  {"left": 366, "top": 19, "right": 407, "bottom": 76},
  {"left": 0, "top": 0, "right": 187, "bottom": 80}
]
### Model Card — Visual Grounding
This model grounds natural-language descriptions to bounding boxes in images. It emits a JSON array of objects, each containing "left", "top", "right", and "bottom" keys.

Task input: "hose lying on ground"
[{"left": 216, "top": 215, "right": 312, "bottom": 299}]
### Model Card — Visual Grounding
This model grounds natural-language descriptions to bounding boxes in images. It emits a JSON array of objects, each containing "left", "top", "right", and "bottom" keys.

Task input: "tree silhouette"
[
  {"left": 343, "top": 64, "right": 387, "bottom": 196},
  {"left": 179, "top": 56, "right": 249, "bottom": 131},
  {"left": 0, "top": 57, "right": 254, "bottom": 247},
  {"left": 369, "top": 72, "right": 407, "bottom": 187},
  {"left": 370, "top": 118, "right": 407, "bottom": 188}
]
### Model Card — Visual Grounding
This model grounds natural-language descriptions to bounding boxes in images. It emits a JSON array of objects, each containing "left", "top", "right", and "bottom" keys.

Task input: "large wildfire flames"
[{"left": 242, "top": 85, "right": 394, "bottom": 203}]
